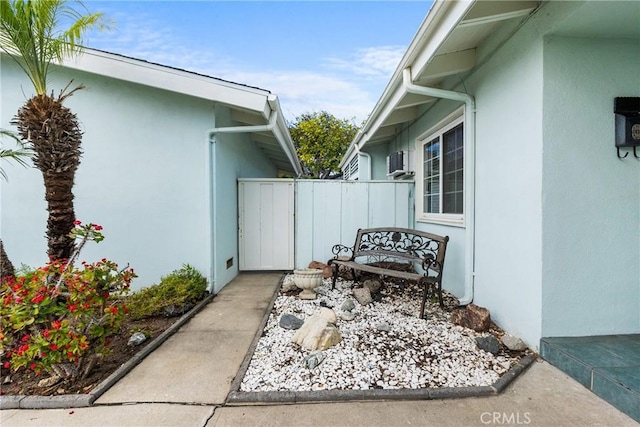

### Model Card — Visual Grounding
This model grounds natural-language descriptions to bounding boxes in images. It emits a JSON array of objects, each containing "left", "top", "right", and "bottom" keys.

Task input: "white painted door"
[{"left": 238, "top": 179, "right": 295, "bottom": 270}]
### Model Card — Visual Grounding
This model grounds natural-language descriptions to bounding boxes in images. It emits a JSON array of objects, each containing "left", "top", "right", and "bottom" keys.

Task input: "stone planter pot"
[{"left": 293, "top": 268, "right": 323, "bottom": 300}]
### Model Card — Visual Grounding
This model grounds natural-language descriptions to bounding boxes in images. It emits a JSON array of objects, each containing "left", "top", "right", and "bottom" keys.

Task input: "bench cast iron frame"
[{"left": 328, "top": 227, "right": 449, "bottom": 319}]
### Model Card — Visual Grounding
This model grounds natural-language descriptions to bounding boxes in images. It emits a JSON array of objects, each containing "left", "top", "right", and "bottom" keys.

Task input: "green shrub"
[{"left": 126, "top": 264, "right": 207, "bottom": 320}]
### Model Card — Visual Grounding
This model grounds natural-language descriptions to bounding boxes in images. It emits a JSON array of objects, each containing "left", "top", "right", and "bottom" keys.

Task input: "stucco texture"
[
  {"left": 541, "top": 36, "right": 640, "bottom": 337},
  {"left": 1, "top": 59, "right": 278, "bottom": 292}
]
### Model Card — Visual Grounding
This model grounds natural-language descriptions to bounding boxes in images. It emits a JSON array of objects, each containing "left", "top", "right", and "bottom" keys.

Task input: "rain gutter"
[{"left": 402, "top": 67, "right": 476, "bottom": 306}]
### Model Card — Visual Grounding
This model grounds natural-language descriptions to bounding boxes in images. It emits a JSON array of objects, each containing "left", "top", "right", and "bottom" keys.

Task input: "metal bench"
[{"left": 327, "top": 227, "right": 449, "bottom": 319}]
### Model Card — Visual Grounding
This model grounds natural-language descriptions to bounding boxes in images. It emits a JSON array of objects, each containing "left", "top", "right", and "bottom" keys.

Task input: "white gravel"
[{"left": 240, "top": 275, "right": 520, "bottom": 392}]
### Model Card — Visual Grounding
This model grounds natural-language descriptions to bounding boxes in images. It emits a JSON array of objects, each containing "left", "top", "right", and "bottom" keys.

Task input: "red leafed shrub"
[{"left": 0, "top": 222, "right": 136, "bottom": 381}]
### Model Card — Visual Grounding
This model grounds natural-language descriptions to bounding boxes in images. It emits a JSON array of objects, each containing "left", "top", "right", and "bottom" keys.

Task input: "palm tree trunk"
[
  {"left": 43, "top": 170, "right": 76, "bottom": 261},
  {"left": 14, "top": 93, "right": 82, "bottom": 262},
  {"left": 0, "top": 238, "right": 16, "bottom": 280}
]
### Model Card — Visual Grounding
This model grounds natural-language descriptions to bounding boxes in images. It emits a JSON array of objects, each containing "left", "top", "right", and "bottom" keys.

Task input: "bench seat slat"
[{"left": 329, "top": 260, "right": 436, "bottom": 282}]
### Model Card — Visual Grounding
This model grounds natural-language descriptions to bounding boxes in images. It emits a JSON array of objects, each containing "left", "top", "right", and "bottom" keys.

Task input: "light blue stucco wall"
[
  {"left": 467, "top": 19, "right": 545, "bottom": 349},
  {"left": 1, "top": 59, "right": 212, "bottom": 290},
  {"left": 365, "top": 143, "right": 390, "bottom": 181},
  {"left": 541, "top": 36, "right": 640, "bottom": 337},
  {"left": 403, "top": 23, "right": 545, "bottom": 348},
  {"left": 1, "top": 57, "right": 281, "bottom": 293}
]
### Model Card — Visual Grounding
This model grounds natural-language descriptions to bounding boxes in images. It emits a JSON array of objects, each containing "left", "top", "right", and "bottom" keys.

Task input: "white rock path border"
[{"left": 239, "top": 275, "right": 526, "bottom": 393}]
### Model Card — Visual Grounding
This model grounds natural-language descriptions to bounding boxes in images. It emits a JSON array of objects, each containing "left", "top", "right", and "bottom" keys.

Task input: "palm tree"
[
  {"left": 0, "top": 129, "right": 33, "bottom": 279},
  {"left": 0, "top": 0, "right": 107, "bottom": 261}
]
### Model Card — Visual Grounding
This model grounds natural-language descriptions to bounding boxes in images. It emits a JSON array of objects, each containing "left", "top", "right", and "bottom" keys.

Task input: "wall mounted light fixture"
[{"left": 615, "top": 97, "right": 640, "bottom": 159}]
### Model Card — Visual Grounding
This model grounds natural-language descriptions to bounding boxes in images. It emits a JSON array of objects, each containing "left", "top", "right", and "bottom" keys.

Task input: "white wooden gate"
[{"left": 238, "top": 179, "right": 295, "bottom": 270}]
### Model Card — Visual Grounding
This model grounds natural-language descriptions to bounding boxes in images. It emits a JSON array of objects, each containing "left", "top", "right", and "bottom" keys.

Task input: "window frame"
[{"left": 415, "top": 108, "right": 465, "bottom": 227}]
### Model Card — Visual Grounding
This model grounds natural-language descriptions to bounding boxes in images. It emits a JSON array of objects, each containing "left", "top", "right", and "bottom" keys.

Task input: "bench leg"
[
  {"left": 329, "top": 262, "right": 338, "bottom": 290},
  {"left": 419, "top": 278, "right": 428, "bottom": 319},
  {"left": 437, "top": 283, "right": 444, "bottom": 309}
]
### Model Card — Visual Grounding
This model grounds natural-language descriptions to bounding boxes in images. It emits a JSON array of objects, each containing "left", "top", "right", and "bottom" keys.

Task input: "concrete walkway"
[{"left": 0, "top": 273, "right": 636, "bottom": 427}]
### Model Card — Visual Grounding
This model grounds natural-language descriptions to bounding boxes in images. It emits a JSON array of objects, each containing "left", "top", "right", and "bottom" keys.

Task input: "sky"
[{"left": 83, "top": 1, "right": 434, "bottom": 123}]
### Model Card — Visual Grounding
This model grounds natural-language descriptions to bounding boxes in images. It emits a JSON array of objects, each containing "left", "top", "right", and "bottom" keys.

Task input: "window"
[{"left": 417, "top": 111, "right": 464, "bottom": 225}]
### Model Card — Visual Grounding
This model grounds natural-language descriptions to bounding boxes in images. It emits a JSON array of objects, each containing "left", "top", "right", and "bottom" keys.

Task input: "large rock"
[
  {"left": 317, "top": 325, "right": 342, "bottom": 349},
  {"left": 279, "top": 314, "right": 304, "bottom": 330},
  {"left": 308, "top": 260, "right": 333, "bottom": 279},
  {"left": 292, "top": 308, "right": 342, "bottom": 350},
  {"left": 501, "top": 334, "right": 527, "bottom": 351},
  {"left": 450, "top": 303, "right": 491, "bottom": 332},
  {"left": 476, "top": 336, "right": 500, "bottom": 355},
  {"left": 363, "top": 279, "right": 383, "bottom": 294},
  {"left": 353, "top": 287, "right": 373, "bottom": 306}
]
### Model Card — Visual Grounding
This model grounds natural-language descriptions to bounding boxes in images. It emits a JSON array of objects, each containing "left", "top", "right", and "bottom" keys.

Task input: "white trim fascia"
[
  {"left": 341, "top": 0, "right": 475, "bottom": 165},
  {"left": 269, "top": 95, "right": 304, "bottom": 177},
  {"left": 408, "top": 1, "right": 475, "bottom": 80},
  {"left": 273, "top": 117, "right": 303, "bottom": 177},
  {"left": 63, "top": 49, "right": 272, "bottom": 116}
]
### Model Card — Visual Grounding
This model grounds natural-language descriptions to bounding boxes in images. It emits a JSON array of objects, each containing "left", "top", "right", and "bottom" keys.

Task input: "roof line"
[{"left": 71, "top": 46, "right": 272, "bottom": 96}]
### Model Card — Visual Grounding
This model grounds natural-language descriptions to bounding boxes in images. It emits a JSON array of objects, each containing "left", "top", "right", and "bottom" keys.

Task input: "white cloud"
[
  {"left": 86, "top": 12, "right": 390, "bottom": 123},
  {"left": 324, "top": 46, "right": 405, "bottom": 79},
  {"left": 224, "top": 70, "right": 374, "bottom": 122},
  {"left": 88, "top": 12, "right": 239, "bottom": 72}
]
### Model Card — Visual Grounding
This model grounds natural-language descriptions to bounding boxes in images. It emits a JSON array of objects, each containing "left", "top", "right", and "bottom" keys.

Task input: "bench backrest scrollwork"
[{"left": 351, "top": 227, "right": 449, "bottom": 273}]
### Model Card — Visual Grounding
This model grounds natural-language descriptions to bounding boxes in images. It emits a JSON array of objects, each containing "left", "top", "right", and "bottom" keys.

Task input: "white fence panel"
[{"left": 295, "top": 180, "right": 414, "bottom": 268}]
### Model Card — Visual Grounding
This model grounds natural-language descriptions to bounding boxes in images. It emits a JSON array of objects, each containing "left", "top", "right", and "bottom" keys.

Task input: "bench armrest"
[
  {"left": 422, "top": 254, "right": 441, "bottom": 274},
  {"left": 331, "top": 244, "right": 354, "bottom": 260}
]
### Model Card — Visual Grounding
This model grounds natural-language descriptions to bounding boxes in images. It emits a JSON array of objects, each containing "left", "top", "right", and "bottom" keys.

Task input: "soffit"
[
  {"left": 229, "top": 109, "right": 299, "bottom": 176},
  {"left": 367, "top": 1, "right": 539, "bottom": 144}
]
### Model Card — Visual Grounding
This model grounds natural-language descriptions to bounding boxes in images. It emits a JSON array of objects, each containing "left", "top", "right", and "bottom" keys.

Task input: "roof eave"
[
  {"left": 64, "top": 48, "right": 272, "bottom": 114},
  {"left": 341, "top": 0, "right": 473, "bottom": 167},
  {"left": 342, "top": 0, "right": 540, "bottom": 167}
]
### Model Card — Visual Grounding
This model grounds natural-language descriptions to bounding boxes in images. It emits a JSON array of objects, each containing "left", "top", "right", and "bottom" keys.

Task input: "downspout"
[
  {"left": 206, "top": 109, "right": 279, "bottom": 293},
  {"left": 402, "top": 67, "right": 476, "bottom": 306}
]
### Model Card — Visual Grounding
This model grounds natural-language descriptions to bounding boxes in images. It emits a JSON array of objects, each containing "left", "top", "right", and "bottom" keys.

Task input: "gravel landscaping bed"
[{"left": 240, "top": 274, "right": 527, "bottom": 392}]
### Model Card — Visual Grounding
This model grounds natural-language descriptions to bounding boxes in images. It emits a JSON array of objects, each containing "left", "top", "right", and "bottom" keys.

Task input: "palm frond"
[
  {"left": 0, "top": 0, "right": 109, "bottom": 95},
  {"left": 0, "top": 129, "right": 33, "bottom": 181}
]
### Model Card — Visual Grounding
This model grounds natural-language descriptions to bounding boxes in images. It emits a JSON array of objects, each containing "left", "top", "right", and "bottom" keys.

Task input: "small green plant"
[
  {"left": 0, "top": 222, "right": 136, "bottom": 380},
  {"left": 126, "top": 264, "right": 207, "bottom": 320}
]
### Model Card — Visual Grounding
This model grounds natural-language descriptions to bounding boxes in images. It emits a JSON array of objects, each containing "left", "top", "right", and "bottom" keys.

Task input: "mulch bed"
[{"left": 1, "top": 316, "right": 177, "bottom": 396}]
